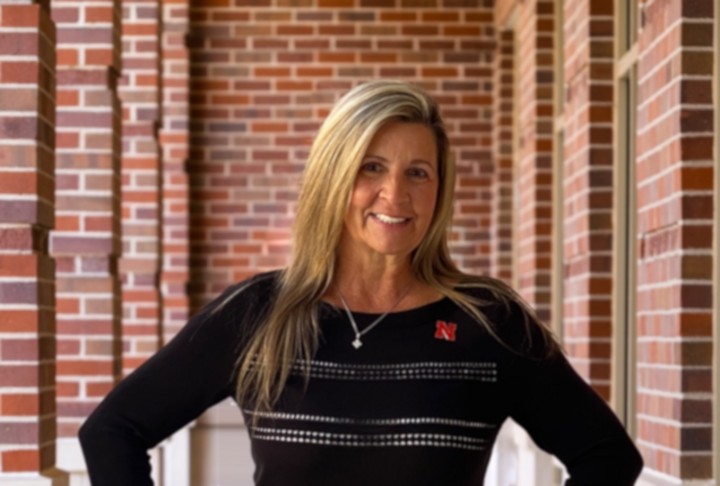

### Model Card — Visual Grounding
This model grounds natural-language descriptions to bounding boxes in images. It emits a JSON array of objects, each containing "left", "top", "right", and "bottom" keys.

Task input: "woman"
[{"left": 79, "top": 80, "right": 643, "bottom": 485}]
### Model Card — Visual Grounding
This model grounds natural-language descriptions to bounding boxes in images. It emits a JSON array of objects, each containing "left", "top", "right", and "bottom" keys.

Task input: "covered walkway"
[{"left": 0, "top": 0, "right": 718, "bottom": 483}]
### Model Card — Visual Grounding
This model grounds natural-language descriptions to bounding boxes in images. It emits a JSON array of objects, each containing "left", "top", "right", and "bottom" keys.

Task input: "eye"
[
  {"left": 407, "top": 167, "right": 429, "bottom": 178},
  {"left": 361, "top": 162, "right": 383, "bottom": 173}
]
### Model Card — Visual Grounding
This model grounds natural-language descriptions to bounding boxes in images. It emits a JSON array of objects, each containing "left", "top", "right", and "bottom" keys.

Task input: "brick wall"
[
  {"left": 50, "top": 0, "right": 123, "bottom": 445},
  {"left": 635, "top": 0, "right": 714, "bottom": 478},
  {"left": 119, "top": 0, "right": 163, "bottom": 374},
  {"left": 187, "top": 0, "right": 497, "bottom": 308},
  {"left": 0, "top": 2, "right": 62, "bottom": 477},
  {"left": 490, "top": 29, "right": 513, "bottom": 284},
  {"left": 560, "top": 0, "right": 614, "bottom": 399}
]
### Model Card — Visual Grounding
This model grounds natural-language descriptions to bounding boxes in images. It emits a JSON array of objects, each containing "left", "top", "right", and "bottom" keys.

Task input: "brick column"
[
  {"left": 635, "top": 0, "right": 714, "bottom": 479},
  {"left": 0, "top": 2, "right": 67, "bottom": 484},
  {"left": 48, "top": 0, "right": 123, "bottom": 478},
  {"left": 159, "top": 0, "right": 188, "bottom": 344},
  {"left": 560, "top": 0, "right": 614, "bottom": 399},
  {"left": 119, "top": 0, "right": 163, "bottom": 374},
  {"left": 513, "top": 0, "right": 555, "bottom": 322},
  {"left": 490, "top": 29, "right": 514, "bottom": 284}
]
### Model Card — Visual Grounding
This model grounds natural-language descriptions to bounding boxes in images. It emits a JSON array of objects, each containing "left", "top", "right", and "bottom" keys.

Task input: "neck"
[
  {"left": 331, "top": 252, "right": 416, "bottom": 312},
  {"left": 336, "top": 258, "right": 414, "bottom": 292}
]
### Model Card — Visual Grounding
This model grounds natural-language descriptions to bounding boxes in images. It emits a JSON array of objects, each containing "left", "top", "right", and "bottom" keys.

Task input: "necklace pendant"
[{"left": 352, "top": 338, "right": 363, "bottom": 349}]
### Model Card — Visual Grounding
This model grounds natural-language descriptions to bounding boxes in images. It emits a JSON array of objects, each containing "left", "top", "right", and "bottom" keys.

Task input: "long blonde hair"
[{"left": 217, "top": 80, "right": 560, "bottom": 414}]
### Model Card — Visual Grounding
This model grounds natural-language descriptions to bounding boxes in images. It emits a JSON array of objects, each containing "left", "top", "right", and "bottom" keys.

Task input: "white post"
[
  {"left": 189, "top": 399, "right": 254, "bottom": 486},
  {"left": 162, "top": 425, "right": 192, "bottom": 486},
  {"left": 56, "top": 438, "right": 88, "bottom": 486}
]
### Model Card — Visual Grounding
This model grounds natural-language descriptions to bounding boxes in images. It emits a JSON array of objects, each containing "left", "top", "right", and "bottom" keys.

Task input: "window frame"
[{"left": 610, "top": 0, "right": 639, "bottom": 440}]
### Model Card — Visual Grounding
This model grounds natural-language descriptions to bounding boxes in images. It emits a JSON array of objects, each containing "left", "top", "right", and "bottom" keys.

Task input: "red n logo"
[{"left": 435, "top": 321, "right": 457, "bottom": 341}]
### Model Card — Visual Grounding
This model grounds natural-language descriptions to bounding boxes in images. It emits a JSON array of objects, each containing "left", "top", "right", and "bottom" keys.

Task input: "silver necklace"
[{"left": 336, "top": 283, "right": 413, "bottom": 349}]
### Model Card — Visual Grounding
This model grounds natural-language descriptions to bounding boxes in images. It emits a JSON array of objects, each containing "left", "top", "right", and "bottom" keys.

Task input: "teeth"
[{"left": 374, "top": 213, "right": 408, "bottom": 224}]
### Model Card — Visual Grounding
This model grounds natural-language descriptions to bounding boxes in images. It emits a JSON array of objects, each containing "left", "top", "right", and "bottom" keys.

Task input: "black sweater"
[{"left": 79, "top": 271, "right": 643, "bottom": 485}]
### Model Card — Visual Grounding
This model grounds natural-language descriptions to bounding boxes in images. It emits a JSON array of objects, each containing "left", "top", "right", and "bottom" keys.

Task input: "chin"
[{"left": 367, "top": 242, "right": 417, "bottom": 258}]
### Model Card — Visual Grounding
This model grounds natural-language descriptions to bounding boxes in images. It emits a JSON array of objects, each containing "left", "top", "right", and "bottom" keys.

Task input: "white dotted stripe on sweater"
[
  {"left": 282, "top": 360, "right": 497, "bottom": 382},
  {"left": 295, "top": 360, "right": 497, "bottom": 370},
  {"left": 243, "top": 410, "right": 497, "bottom": 429},
  {"left": 248, "top": 358, "right": 497, "bottom": 370},
  {"left": 251, "top": 434, "right": 486, "bottom": 451},
  {"left": 296, "top": 372, "right": 496, "bottom": 382},
  {"left": 250, "top": 427, "right": 487, "bottom": 451}
]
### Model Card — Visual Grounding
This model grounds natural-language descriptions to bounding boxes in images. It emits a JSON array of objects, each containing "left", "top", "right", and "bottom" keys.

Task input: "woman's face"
[{"left": 340, "top": 122, "right": 440, "bottom": 263}]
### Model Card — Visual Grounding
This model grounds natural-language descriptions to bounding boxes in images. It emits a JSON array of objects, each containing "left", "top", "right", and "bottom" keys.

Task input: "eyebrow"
[{"left": 363, "top": 154, "right": 436, "bottom": 169}]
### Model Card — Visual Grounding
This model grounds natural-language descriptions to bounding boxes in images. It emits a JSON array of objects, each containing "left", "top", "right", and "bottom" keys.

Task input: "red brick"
[
  {"left": 87, "top": 382, "right": 113, "bottom": 397},
  {"left": 443, "top": 25, "right": 480, "bottom": 36},
  {"left": 360, "top": 53, "right": 397, "bottom": 63},
  {"left": 54, "top": 216, "right": 80, "bottom": 232},
  {"left": 422, "top": 11, "right": 459, "bottom": 21},
  {"left": 295, "top": 39, "right": 331, "bottom": 49},
  {"left": 2, "top": 450, "right": 40, "bottom": 473},
  {"left": 85, "top": 7, "right": 113, "bottom": 23},
  {"left": 1, "top": 61, "right": 40, "bottom": 84},
  {"left": 380, "top": 12, "right": 416, "bottom": 21},
  {"left": 86, "top": 49, "right": 114, "bottom": 66},
  {"left": 319, "top": 25, "right": 357, "bottom": 36},
  {"left": 252, "top": 122, "right": 288, "bottom": 133},
  {"left": 253, "top": 11, "right": 288, "bottom": 21},
  {"left": 422, "top": 67, "right": 459, "bottom": 77},
  {"left": 318, "top": 0, "right": 354, "bottom": 6},
  {"left": 277, "top": 25, "right": 314, "bottom": 35},
  {"left": 0, "top": 366, "right": 38, "bottom": 387},
  {"left": 296, "top": 67, "right": 333, "bottom": 77},
  {"left": 0, "top": 33, "right": 39, "bottom": 56},
  {"left": 1, "top": 339, "right": 39, "bottom": 361},
  {"left": 402, "top": 25, "right": 439, "bottom": 35},
  {"left": 0, "top": 255, "right": 40, "bottom": 278},
  {"left": 0, "top": 172, "right": 37, "bottom": 195},
  {"left": 254, "top": 67, "right": 291, "bottom": 77},
  {"left": 1, "top": 5, "right": 41, "bottom": 28},
  {"left": 318, "top": 52, "right": 356, "bottom": 63},
  {"left": 1, "top": 394, "right": 39, "bottom": 416},
  {"left": 56, "top": 360, "right": 115, "bottom": 376},
  {"left": 56, "top": 90, "right": 79, "bottom": 107},
  {"left": 0, "top": 310, "right": 42, "bottom": 333},
  {"left": 123, "top": 24, "right": 157, "bottom": 36},
  {"left": 278, "top": 52, "right": 314, "bottom": 63}
]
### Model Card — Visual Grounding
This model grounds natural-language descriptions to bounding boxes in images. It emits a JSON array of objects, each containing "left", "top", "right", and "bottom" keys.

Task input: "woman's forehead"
[{"left": 365, "top": 123, "right": 437, "bottom": 158}]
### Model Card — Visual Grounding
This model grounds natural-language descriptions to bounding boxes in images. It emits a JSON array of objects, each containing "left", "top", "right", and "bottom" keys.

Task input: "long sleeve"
[
  {"left": 78, "top": 277, "right": 266, "bottom": 485},
  {"left": 500, "top": 300, "right": 644, "bottom": 485}
]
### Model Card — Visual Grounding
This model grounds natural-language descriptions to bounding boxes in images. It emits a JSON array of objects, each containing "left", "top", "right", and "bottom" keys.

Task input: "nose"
[{"left": 380, "top": 171, "right": 410, "bottom": 205}]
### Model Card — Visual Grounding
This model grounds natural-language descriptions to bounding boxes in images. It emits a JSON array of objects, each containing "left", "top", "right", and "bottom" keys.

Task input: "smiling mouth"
[{"left": 370, "top": 213, "right": 410, "bottom": 225}]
